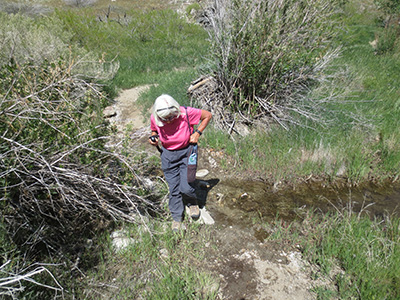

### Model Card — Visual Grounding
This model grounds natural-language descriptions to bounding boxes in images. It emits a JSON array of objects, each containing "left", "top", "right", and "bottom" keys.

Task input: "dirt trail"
[{"left": 105, "top": 87, "right": 328, "bottom": 300}]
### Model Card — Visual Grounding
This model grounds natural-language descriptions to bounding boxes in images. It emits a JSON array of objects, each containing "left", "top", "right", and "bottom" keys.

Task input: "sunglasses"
[
  {"left": 157, "top": 106, "right": 175, "bottom": 112},
  {"left": 160, "top": 113, "right": 178, "bottom": 122},
  {"left": 157, "top": 106, "right": 178, "bottom": 122}
]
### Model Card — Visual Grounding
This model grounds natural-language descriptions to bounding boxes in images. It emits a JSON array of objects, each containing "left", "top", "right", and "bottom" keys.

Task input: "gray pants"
[{"left": 161, "top": 146, "right": 197, "bottom": 221}]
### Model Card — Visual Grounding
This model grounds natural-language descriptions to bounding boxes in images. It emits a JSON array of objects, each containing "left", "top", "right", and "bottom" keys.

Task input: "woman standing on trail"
[{"left": 149, "top": 94, "right": 212, "bottom": 232}]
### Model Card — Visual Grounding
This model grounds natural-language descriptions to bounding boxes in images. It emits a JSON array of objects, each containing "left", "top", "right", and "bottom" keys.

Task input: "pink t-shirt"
[{"left": 150, "top": 106, "right": 202, "bottom": 150}]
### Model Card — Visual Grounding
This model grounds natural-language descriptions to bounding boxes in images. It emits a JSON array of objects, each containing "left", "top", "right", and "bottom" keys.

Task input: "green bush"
[
  {"left": 206, "top": 0, "right": 343, "bottom": 120},
  {"left": 0, "top": 12, "right": 73, "bottom": 66},
  {"left": 0, "top": 12, "right": 156, "bottom": 298}
]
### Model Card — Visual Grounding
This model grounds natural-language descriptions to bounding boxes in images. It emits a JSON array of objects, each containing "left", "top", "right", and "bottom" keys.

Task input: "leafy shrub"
[
  {"left": 374, "top": 0, "right": 400, "bottom": 55},
  {"left": 0, "top": 12, "right": 159, "bottom": 298},
  {"left": 0, "top": 12, "right": 73, "bottom": 66},
  {"left": 374, "top": 0, "right": 400, "bottom": 16},
  {"left": 203, "top": 0, "right": 343, "bottom": 129}
]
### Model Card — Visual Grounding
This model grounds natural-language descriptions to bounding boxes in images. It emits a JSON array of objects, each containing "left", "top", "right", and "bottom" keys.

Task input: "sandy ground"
[
  {"left": 104, "top": 87, "right": 331, "bottom": 300},
  {"left": 104, "top": 86, "right": 152, "bottom": 132}
]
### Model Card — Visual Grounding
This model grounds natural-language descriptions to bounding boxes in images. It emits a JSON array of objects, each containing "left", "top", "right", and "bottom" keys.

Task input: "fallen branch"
[{"left": 0, "top": 261, "right": 63, "bottom": 299}]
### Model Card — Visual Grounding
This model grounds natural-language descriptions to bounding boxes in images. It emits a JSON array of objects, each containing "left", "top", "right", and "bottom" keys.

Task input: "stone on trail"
[
  {"left": 199, "top": 207, "right": 215, "bottom": 225},
  {"left": 196, "top": 169, "right": 209, "bottom": 178},
  {"left": 110, "top": 230, "right": 135, "bottom": 251},
  {"left": 103, "top": 106, "right": 117, "bottom": 118}
]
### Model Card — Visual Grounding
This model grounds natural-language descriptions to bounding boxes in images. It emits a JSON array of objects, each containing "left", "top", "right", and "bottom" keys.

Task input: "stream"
[
  {"left": 202, "top": 178, "right": 400, "bottom": 234},
  {"left": 186, "top": 177, "right": 400, "bottom": 300}
]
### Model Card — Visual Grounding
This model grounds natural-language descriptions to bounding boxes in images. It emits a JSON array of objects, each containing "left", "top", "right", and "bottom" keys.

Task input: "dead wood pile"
[
  {"left": 0, "top": 60, "right": 161, "bottom": 259},
  {"left": 188, "top": 75, "right": 272, "bottom": 136}
]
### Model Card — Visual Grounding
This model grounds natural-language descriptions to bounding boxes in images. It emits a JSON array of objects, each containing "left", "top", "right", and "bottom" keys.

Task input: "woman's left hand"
[{"left": 189, "top": 132, "right": 201, "bottom": 144}]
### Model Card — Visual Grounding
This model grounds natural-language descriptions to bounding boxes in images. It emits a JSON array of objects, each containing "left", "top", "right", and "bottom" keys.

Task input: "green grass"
[
  {"left": 137, "top": 69, "right": 201, "bottom": 114},
  {"left": 55, "top": 8, "right": 209, "bottom": 97},
  {"left": 78, "top": 220, "right": 219, "bottom": 299},
  {"left": 266, "top": 204, "right": 400, "bottom": 299},
  {"left": 296, "top": 210, "right": 400, "bottom": 299},
  {"left": 203, "top": 125, "right": 348, "bottom": 182},
  {"left": 202, "top": 1, "right": 400, "bottom": 184}
]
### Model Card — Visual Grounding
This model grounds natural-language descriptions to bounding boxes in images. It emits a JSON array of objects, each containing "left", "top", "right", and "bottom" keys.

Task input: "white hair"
[{"left": 152, "top": 94, "right": 182, "bottom": 127}]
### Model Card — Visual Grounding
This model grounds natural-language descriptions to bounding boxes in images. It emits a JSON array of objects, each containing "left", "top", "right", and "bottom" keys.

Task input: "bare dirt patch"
[{"left": 105, "top": 85, "right": 152, "bottom": 132}]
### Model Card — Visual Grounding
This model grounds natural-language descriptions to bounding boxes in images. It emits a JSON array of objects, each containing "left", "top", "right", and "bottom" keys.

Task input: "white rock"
[
  {"left": 111, "top": 230, "right": 135, "bottom": 251},
  {"left": 208, "top": 156, "right": 217, "bottom": 168},
  {"left": 112, "top": 237, "right": 134, "bottom": 251},
  {"left": 159, "top": 248, "right": 169, "bottom": 259},
  {"left": 196, "top": 169, "right": 209, "bottom": 178},
  {"left": 200, "top": 207, "right": 215, "bottom": 225},
  {"left": 103, "top": 106, "right": 117, "bottom": 118}
]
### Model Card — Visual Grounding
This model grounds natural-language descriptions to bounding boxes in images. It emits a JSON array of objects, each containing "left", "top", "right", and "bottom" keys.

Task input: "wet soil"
[
  {"left": 106, "top": 87, "right": 400, "bottom": 300},
  {"left": 192, "top": 151, "right": 400, "bottom": 299}
]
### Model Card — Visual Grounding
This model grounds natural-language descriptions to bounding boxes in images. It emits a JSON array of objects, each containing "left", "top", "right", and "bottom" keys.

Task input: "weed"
[
  {"left": 78, "top": 219, "right": 219, "bottom": 299},
  {"left": 56, "top": 8, "right": 209, "bottom": 96},
  {"left": 271, "top": 207, "right": 400, "bottom": 299},
  {"left": 204, "top": 0, "right": 400, "bottom": 183}
]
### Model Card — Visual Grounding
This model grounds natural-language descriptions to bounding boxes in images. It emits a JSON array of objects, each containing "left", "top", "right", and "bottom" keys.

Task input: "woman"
[{"left": 149, "top": 94, "right": 212, "bottom": 232}]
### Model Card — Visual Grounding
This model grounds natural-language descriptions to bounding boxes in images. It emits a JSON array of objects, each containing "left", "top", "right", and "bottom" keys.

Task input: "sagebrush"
[{"left": 200, "top": 0, "right": 344, "bottom": 131}]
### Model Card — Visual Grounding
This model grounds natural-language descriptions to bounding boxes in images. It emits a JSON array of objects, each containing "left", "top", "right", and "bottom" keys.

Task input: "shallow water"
[{"left": 204, "top": 179, "right": 400, "bottom": 227}]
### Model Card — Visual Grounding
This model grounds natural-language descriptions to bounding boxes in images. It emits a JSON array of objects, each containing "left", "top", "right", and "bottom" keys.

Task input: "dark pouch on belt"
[{"left": 187, "top": 144, "right": 198, "bottom": 183}]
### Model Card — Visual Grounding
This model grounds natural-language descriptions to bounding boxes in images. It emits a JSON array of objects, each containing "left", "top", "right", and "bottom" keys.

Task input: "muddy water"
[
  {"left": 198, "top": 179, "right": 400, "bottom": 299},
  {"left": 204, "top": 179, "right": 400, "bottom": 228}
]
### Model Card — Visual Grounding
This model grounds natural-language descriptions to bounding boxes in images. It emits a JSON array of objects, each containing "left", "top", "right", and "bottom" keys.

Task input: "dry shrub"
[
  {"left": 0, "top": 11, "right": 163, "bottom": 299},
  {"left": 0, "top": 1, "right": 52, "bottom": 16},
  {"left": 191, "top": 0, "right": 344, "bottom": 132},
  {"left": 0, "top": 57, "right": 160, "bottom": 254},
  {"left": 0, "top": 13, "right": 159, "bottom": 260}
]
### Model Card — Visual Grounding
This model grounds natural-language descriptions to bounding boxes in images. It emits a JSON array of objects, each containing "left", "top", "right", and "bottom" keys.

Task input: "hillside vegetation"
[
  {"left": 1, "top": 0, "right": 400, "bottom": 298},
  {"left": 202, "top": 0, "right": 400, "bottom": 184}
]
